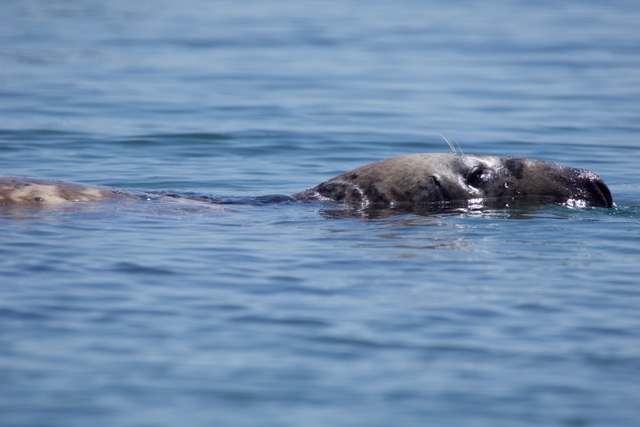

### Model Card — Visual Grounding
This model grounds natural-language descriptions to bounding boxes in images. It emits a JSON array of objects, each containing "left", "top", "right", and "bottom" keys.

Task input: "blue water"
[{"left": 1, "top": 1, "right": 639, "bottom": 426}]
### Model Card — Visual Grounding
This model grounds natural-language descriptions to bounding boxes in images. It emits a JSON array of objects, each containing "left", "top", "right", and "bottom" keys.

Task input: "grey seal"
[{"left": 0, "top": 153, "right": 613, "bottom": 210}]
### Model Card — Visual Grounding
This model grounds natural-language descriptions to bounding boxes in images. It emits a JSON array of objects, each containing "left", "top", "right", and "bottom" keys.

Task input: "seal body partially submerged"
[
  {"left": 0, "top": 177, "right": 222, "bottom": 209},
  {"left": 0, "top": 153, "right": 613, "bottom": 211},
  {"left": 293, "top": 153, "right": 613, "bottom": 209}
]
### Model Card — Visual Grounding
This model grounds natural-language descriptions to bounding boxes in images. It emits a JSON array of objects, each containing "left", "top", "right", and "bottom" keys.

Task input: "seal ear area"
[{"left": 409, "top": 174, "right": 451, "bottom": 204}]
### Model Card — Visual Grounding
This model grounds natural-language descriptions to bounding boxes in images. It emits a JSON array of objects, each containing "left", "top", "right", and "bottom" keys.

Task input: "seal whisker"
[
  {"left": 439, "top": 133, "right": 457, "bottom": 154},
  {"left": 438, "top": 134, "right": 464, "bottom": 155}
]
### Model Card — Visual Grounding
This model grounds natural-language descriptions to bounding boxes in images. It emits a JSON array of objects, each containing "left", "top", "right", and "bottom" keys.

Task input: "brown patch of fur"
[{"left": 0, "top": 177, "right": 132, "bottom": 206}]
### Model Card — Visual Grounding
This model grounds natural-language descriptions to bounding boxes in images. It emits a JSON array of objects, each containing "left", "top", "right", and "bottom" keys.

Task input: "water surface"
[{"left": 1, "top": 1, "right": 639, "bottom": 426}]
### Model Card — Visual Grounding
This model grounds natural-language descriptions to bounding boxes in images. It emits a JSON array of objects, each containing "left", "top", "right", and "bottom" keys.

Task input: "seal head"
[{"left": 294, "top": 154, "right": 613, "bottom": 209}]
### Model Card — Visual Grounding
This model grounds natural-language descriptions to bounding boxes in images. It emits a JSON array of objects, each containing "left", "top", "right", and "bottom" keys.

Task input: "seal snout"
[{"left": 563, "top": 167, "right": 613, "bottom": 208}]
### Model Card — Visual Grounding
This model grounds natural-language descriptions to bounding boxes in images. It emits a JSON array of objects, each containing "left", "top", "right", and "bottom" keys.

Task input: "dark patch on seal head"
[
  {"left": 33, "top": 196, "right": 44, "bottom": 202},
  {"left": 503, "top": 158, "right": 525, "bottom": 180}
]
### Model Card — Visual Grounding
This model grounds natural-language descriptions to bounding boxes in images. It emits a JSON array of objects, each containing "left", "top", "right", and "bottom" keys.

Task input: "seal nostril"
[
  {"left": 595, "top": 178, "right": 613, "bottom": 208},
  {"left": 585, "top": 177, "right": 613, "bottom": 208}
]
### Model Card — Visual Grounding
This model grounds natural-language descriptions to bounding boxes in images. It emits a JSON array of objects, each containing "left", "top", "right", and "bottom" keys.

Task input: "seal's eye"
[{"left": 466, "top": 165, "right": 487, "bottom": 187}]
